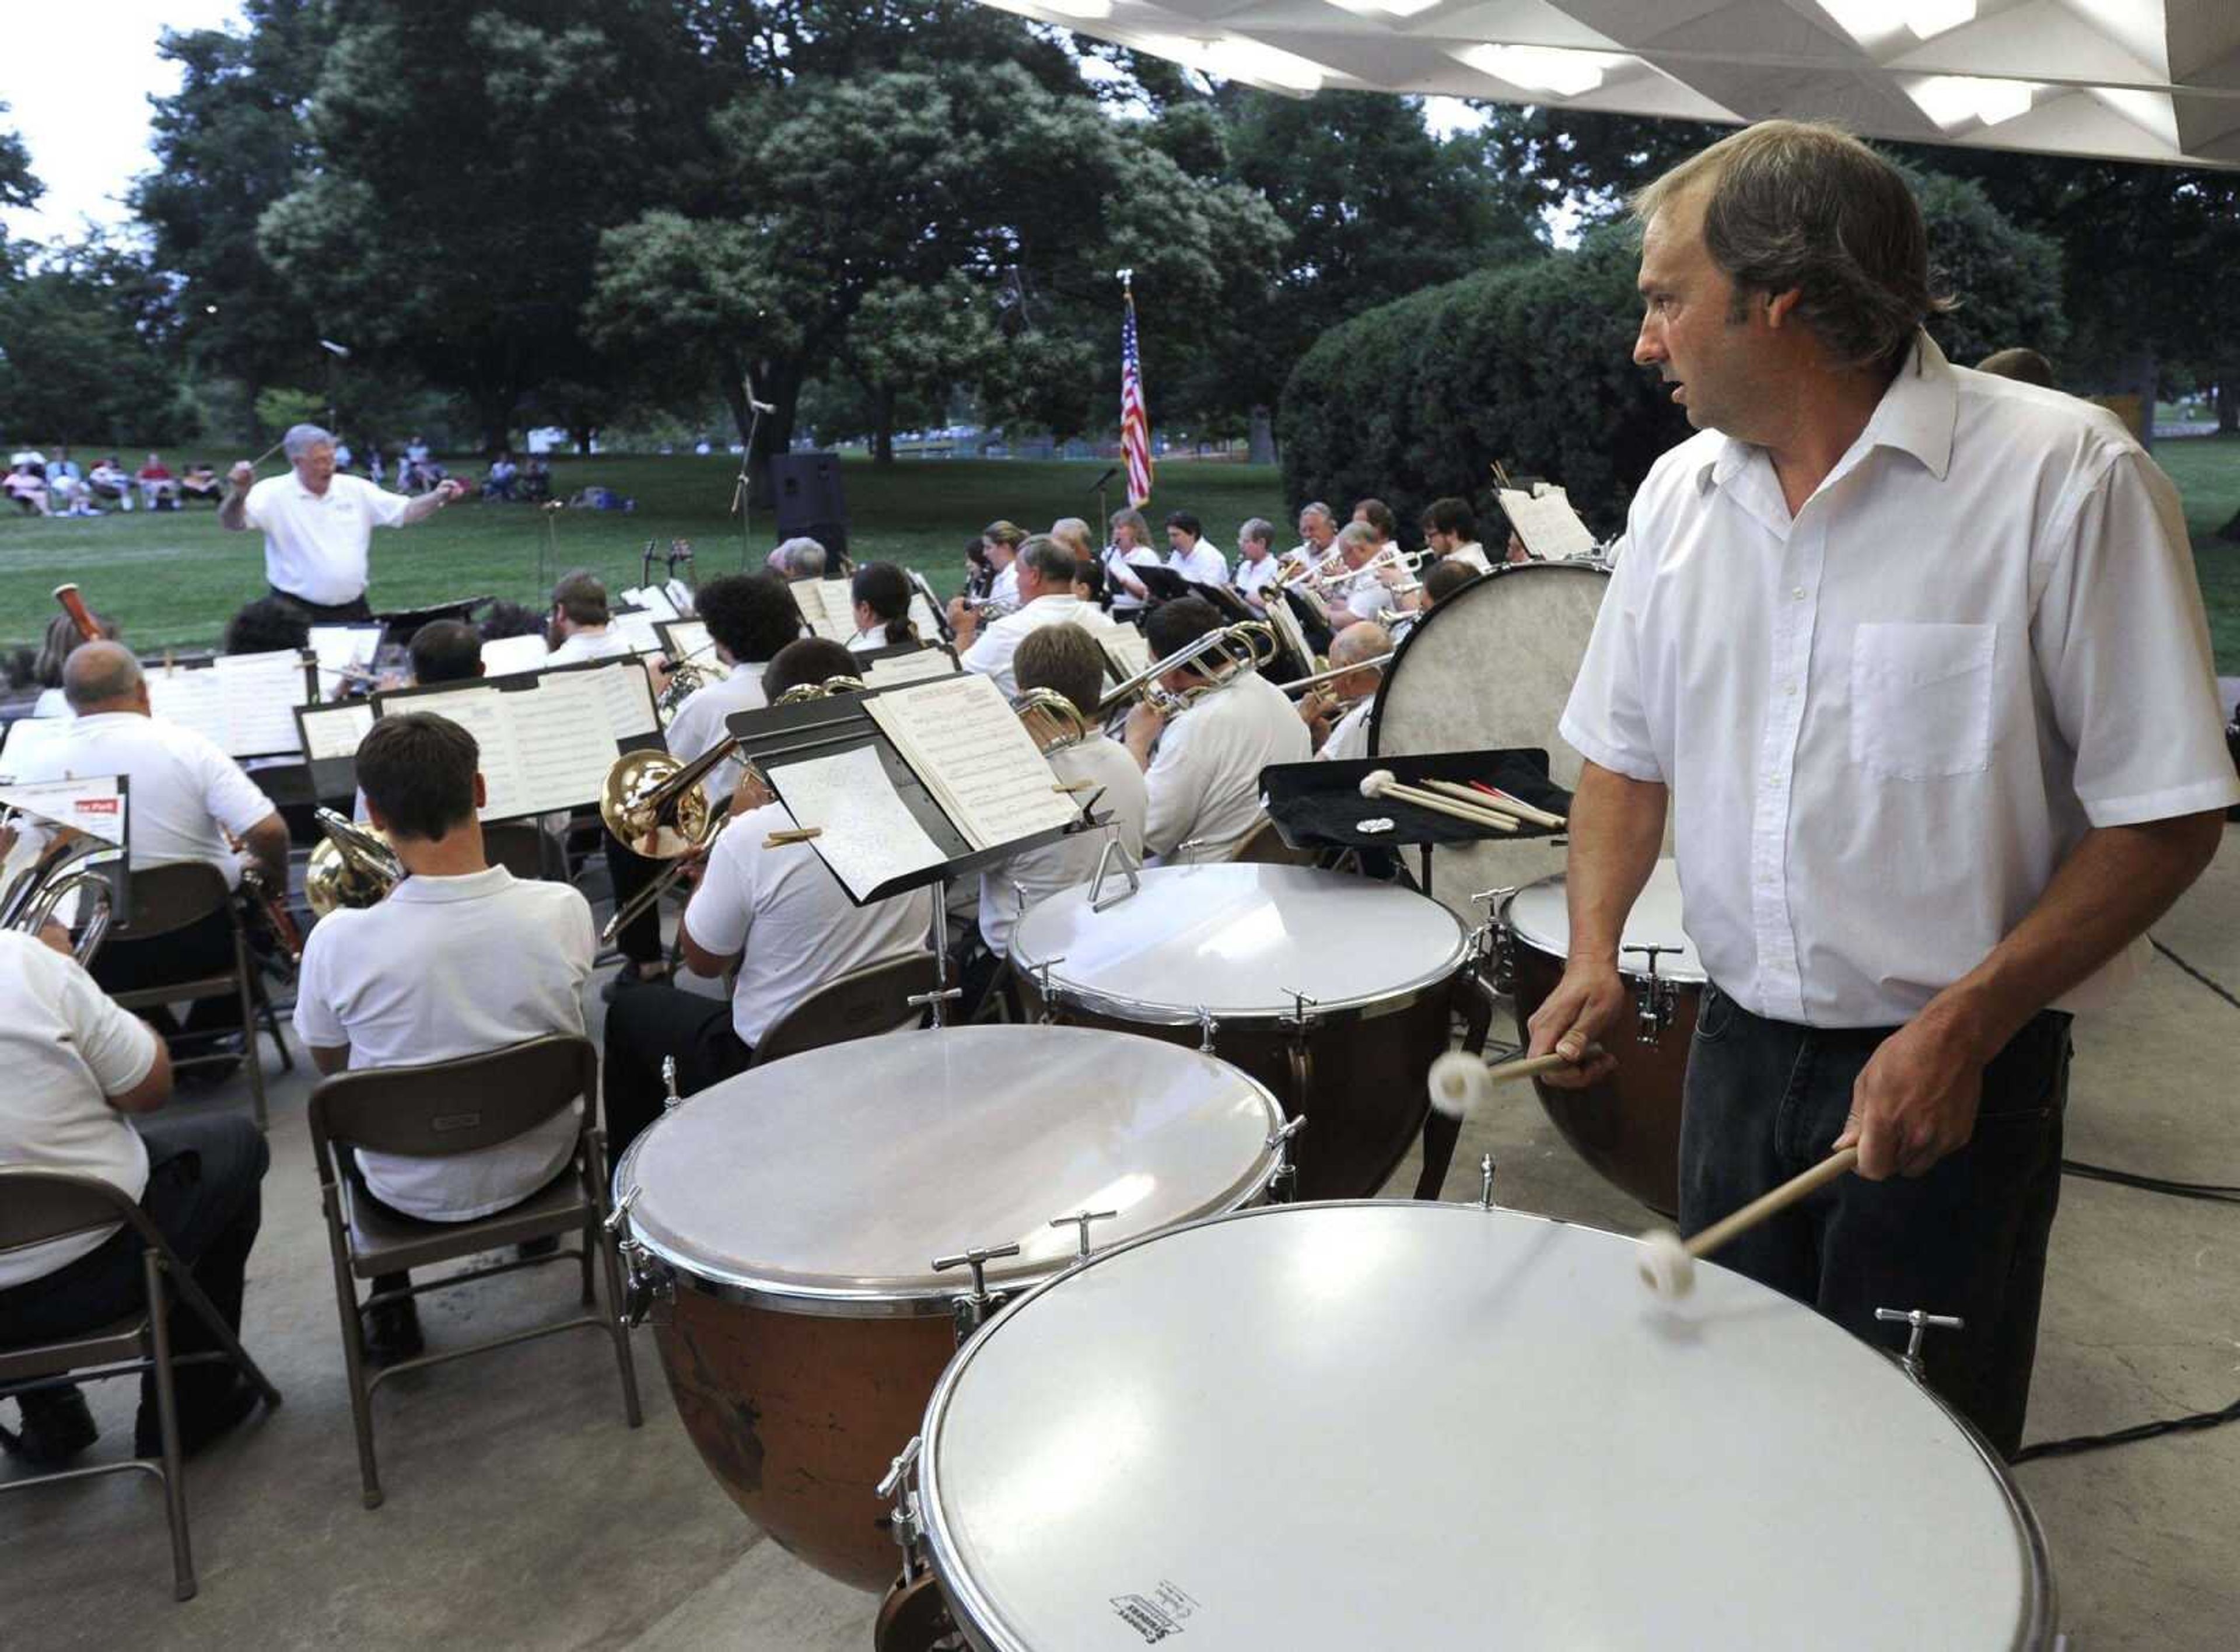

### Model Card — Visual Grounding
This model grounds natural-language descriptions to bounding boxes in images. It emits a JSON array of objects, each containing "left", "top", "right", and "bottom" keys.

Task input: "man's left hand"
[
  {"left": 438, "top": 479, "right": 467, "bottom": 505},
  {"left": 1836, "top": 1014, "right": 1986, "bottom": 1180}
]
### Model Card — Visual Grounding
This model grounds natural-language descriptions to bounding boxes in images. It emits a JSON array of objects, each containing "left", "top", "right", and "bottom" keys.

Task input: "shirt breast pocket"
[{"left": 1849, "top": 621, "right": 1996, "bottom": 781}]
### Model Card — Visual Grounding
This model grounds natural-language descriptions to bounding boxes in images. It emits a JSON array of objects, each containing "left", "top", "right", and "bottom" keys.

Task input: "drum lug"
[
  {"left": 1265, "top": 1115, "right": 1310, "bottom": 1202},
  {"left": 1476, "top": 1152, "right": 1498, "bottom": 1211},
  {"left": 618, "top": 1240, "right": 673, "bottom": 1329},
  {"left": 1049, "top": 1208, "right": 1121, "bottom": 1264},
  {"left": 1623, "top": 944, "right": 1680, "bottom": 1042},
  {"left": 1469, "top": 888, "right": 1520, "bottom": 995},
  {"left": 1195, "top": 1005, "right": 1220, "bottom": 1053},
  {"left": 933, "top": 1242, "right": 1023, "bottom": 1340},
  {"left": 661, "top": 1056, "right": 685, "bottom": 1110},
  {"left": 1026, "top": 955, "right": 1068, "bottom": 1024},
  {"left": 878, "top": 1435, "right": 925, "bottom": 1560},
  {"left": 1874, "top": 1307, "right": 1965, "bottom": 1386}
]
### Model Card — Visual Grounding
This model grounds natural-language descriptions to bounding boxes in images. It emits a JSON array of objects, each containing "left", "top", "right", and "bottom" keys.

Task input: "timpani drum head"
[
  {"left": 615, "top": 1026, "right": 1282, "bottom": 1311},
  {"left": 1370, "top": 559, "right": 1624, "bottom": 917},
  {"left": 1507, "top": 856, "right": 1706, "bottom": 981},
  {"left": 916, "top": 1203, "right": 2053, "bottom": 1650},
  {"left": 1009, "top": 864, "right": 1466, "bottom": 1024}
]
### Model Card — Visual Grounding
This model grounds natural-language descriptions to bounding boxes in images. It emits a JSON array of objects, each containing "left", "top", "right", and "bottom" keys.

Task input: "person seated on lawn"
[
  {"left": 135, "top": 453, "right": 179, "bottom": 510},
  {"left": 0, "top": 928, "right": 271, "bottom": 1467},
  {"left": 520, "top": 455, "right": 552, "bottom": 502},
  {"left": 292, "top": 712, "right": 597, "bottom": 1362},
  {"left": 87, "top": 456, "right": 135, "bottom": 512},
  {"left": 483, "top": 453, "right": 519, "bottom": 501},
  {"left": 4, "top": 462, "right": 50, "bottom": 516},
  {"left": 179, "top": 462, "right": 222, "bottom": 505}
]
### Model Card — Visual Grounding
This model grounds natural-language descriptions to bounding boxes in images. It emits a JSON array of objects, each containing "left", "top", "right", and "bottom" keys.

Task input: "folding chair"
[
  {"left": 1228, "top": 815, "right": 1318, "bottom": 867},
  {"left": 0, "top": 1169, "right": 282, "bottom": 1601},
  {"left": 482, "top": 821, "right": 552, "bottom": 881},
  {"left": 748, "top": 953, "right": 937, "bottom": 1067},
  {"left": 306, "top": 1034, "right": 641, "bottom": 1509},
  {"left": 103, "top": 862, "right": 292, "bottom": 1130}
]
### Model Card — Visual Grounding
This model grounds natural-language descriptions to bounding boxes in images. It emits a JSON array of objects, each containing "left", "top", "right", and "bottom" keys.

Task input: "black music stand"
[
  {"left": 372, "top": 596, "right": 494, "bottom": 650},
  {"left": 1129, "top": 565, "right": 1192, "bottom": 604},
  {"left": 1259, "top": 747, "right": 1570, "bottom": 892}
]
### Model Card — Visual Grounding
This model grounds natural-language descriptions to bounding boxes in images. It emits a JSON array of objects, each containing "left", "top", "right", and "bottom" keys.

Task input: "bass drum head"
[{"left": 1369, "top": 560, "right": 1625, "bottom": 918}]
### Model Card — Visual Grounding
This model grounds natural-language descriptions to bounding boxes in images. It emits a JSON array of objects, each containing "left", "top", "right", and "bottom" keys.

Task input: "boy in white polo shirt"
[{"left": 293, "top": 712, "right": 596, "bottom": 1362}]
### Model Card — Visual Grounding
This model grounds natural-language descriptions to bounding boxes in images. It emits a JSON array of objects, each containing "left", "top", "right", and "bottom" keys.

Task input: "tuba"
[
  {"left": 1, "top": 810, "right": 121, "bottom": 968},
  {"left": 303, "top": 808, "right": 404, "bottom": 919}
]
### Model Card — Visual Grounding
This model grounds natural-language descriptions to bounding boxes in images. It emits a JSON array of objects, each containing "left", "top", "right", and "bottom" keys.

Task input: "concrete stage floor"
[{"left": 6, "top": 834, "right": 2239, "bottom": 1650}]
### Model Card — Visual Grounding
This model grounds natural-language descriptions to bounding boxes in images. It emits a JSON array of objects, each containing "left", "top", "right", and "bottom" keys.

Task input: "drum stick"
[
  {"left": 1415, "top": 778, "right": 1528, "bottom": 821},
  {"left": 1359, "top": 770, "right": 1517, "bottom": 833},
  {"left": 1460, "top": 780, "right": 1566, "bottom": 830},
  {"left": 1637, "top": 1148, "right": 1860, "bottom": 1298}
]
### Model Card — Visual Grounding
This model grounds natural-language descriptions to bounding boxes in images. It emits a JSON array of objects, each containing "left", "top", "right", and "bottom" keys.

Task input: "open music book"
[
  {"left": 866, "top": 673, "right": 1079, "bottom": 850},
  {"left": 1086, "top": 620, "right": 1153, "bottom": 684},
  {"left": 657, "top": 620, "right": 713, "bottom": 666},
  {"left": 481, "top": 633, "right": 552, "bottom": 678},
  {"left": 858, "top": 645, "right": 962, "bottom": 689},
  {"left": 1497, "top": 485, "right": 1598, "bottom": 561},
  {"left": 619, "top": 584, "right": 680, "bottom": 621},
  {"left": 298, "top": 701, "right": 376, "bottom": 763},
  {"left": 788, "top": 578, "right": 865, "bottom": 643},
  {"left": 610, "top": 610, "right": 664, "bottom": 654},
  {"left": 146, "top": 650, "right": 316, "bottom": 758},
  {"left": 308, "top": 624, "right": 382, "bottom": 694}
]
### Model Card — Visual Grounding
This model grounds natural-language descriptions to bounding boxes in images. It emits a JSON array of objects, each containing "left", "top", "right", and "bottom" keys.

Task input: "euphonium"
[
  {"left": 0, "top": 813, "right": 120, "bottom": 967},
  {"left": 657, "top": 656, "right": 720, "bottom": 724},
  {"left": 303, "top": 808, "right": 404, "bottom": 918}
]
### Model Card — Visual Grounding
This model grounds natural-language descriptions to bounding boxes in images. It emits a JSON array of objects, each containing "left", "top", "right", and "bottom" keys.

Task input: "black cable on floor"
[
  {"left": 2013, "top": 1394, "right": 2240, "bottom": 1464},
  {"left": 2151, "top": 935, "right": 2240, "bottom": 1013}
]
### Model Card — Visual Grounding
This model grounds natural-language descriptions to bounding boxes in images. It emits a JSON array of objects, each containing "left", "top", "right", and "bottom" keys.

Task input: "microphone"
[{"left": 1087, "top": 467, "right": 1118, "bottom": 492}]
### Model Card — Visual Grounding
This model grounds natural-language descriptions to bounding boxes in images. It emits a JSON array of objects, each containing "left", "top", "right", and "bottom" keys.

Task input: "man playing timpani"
[{"left": 1531, "top": 120, "right": 2235, "bottom": 1458}]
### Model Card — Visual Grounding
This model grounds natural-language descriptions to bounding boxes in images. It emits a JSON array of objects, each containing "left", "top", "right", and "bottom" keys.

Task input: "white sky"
[{"left": 1, "top": 1, "right": 245, "bottom": 246}]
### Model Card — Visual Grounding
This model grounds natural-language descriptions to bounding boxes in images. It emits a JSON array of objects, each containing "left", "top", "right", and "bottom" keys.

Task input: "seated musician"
[
  {"left": 1287, "top": 501, "right": 1339, "bottom": 572},
  {"left": 1329, "top": 522, "right": 1404, "bottom": 622},
  {"left": 1350, "top": 498, "right": 1398, "bottom": 548},
  {"left": 981, "top": 520, "right": 1026, "bottom": 611},
  {"left": 966, "top": 624, "right": 1149, "bottom": 1009},
  {"left": 1102, "top": 506, "right": 1161, "bottom": 620},
  {"left": 1048, "top": 516, "right": 1096, "bottom": 565},
  {"left": 601, "top": 638, "right": 937, "bottom": 1166},
  {"left": 29, "top": 607, "right": 119, "bottom": 718},
  {"left": 0, "top": 929, "right": 270, "bottom": 1465},
  {"left": 952, "top": 537, "right": 1093, "bottom": 700},
  {"left": 1232, "top": 517, "right": 1283, "bottom": 612},
  {"left": 608, "top": 572, "right": 806, "bottom": 996},
  {"left": 6, "top": 643, "right": 290, "bottom": 1053},
  {"left": 408, "top": 618, "right": 486, "bottom": 685},
  {"left": 222, "top": 594, "right": 312, "bottom": 657},
  {"left": 1070, "top": 556, "right": 1107, "bottom": 608},
  {"left": 771, "top": 536, "right": 830, "bottom": 580},
  {"left": 1304, "top": 621, "right": 1391, "bottom": 762},
  {"left": 1161, "top": 512, "right": 1230, "bottom": 588},
  {"left": 543, "top": 570, "right": 635, "bottom": 664},
  {"left": 848, "top": 562, "right": 922, "bottom": 653},
  {"left": 1418, "top": 557, "right": 1479, "bottom": 612},
  {"left": 1122, "top": 596, "right": 1309, "bottom": 864},
  {"left": 293, "top": 712, "right": 597, "bottom": 1362},
  {"left": 1420, "top": 498, "right": 1491, "bottom": 572}
]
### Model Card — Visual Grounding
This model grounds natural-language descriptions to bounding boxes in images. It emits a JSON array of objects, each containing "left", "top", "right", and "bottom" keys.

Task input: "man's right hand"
[
  {"left": 228, "top": 461, "right": 254, "bottom": 491},
  {"left": 1524, "top": 958, "right": 1629, "bottom": 1088}
]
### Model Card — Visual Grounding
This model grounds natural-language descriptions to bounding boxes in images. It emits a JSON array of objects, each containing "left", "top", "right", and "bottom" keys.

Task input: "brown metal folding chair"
[
  {"left": 0, "top": 1169, "right": 282, "bottom": 1601},
  {"left": 748, "top": 952, "right": 936, "bottom": 1068},
  {"left": 305, "top": 1033, "right": 640, "bottom": 1508},
  {"left": 103, "top": 862, "right": 293, "bottom": 1130}
]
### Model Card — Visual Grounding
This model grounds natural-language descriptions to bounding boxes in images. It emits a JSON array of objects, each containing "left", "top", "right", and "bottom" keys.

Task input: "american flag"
[{"left": 1120, "top": 276, "right": 1154, "bottom": 508}]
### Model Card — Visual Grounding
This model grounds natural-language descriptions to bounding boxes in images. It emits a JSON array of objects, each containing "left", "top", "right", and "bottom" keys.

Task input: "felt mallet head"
[
  {"left": 1636, "top": 1227, "right": 1695, "bottom": 1299},
  {"left": 1427, "top": 1050, "right": 1494, "bottom": 1119}
]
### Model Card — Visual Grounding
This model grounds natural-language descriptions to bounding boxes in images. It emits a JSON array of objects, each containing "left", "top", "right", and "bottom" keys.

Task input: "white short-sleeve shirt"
[
  {"left": 1235, "top": 555, "right": 1284, "bottom": 606},
  {"left": 1316, "top": 698, "right": 1374, "bottom": 764},
  {"left": 292, "top": 867, "right": 595, "bottom": 1221},
  {"left": 1167, "top": 541, "right": 1230, "bottom": 587},
  {"left": 684, "top": 802, "right": 935, "bottom": 1046},
  {"left": 243, "top": 473, "right": 410, "bottom": 605},
  {"left": 0, "top": 932, "right": 160, "bottom": 1289},
  {"left": 5, "top": 710, "right": 275, "bottom": 889},
  {"left": 545, "top": 626, "right": 635, "bottom": 666},
  {"left": 989, "top": 562, "right": 1021, "bottom": 610},
  {"left": 1560, "top": 332, "right": 2240, "bottom": 1028},
  {"left": 961, "top": 595, "right": 1093, "bottom": 702},
  {"left": 979, "top": 736, "right": 1149, "bottom": 957},
  {"left": 1143, "top": 670, "right": 1310, "bottom": 863},
  {"left": 663, "top": 660, "right": 771, "bottom": 806}
]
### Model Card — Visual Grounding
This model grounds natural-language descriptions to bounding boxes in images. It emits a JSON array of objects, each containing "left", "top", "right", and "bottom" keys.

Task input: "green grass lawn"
[
  {"left": 0, "top": 455, "right": 1287, "bottom": 656},
  {"left": 6, "top": 441, "right": 2239, "bottom": 670}
]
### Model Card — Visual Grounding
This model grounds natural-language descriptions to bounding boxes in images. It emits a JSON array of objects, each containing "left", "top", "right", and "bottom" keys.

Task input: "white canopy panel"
[{"left": 979, "top": 0, "right": 2240, "bottom": 167}]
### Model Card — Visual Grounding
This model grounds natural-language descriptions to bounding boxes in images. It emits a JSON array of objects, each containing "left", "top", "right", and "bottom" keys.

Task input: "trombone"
[
  {"left": 1278, "top": 650, "right": 1397, "bottom": 698},
  {"left": 1096, "top": 620, "right": 1278, "bottom": 719},
  {"left": 304, "top": 808, "right": 405, "bottom": 918},
  {"left": 1, "top": 810, "right": 121, "bottom": 968}
]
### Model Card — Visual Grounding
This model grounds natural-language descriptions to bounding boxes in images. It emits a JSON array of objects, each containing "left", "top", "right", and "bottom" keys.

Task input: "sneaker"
[
  {"left": 134, "top": 1374, "right": 262, "bottom": 1460},
  {"left": 0, "top": 1385, "right": 99, "bottom": 1468},
  {"left": 359, "top": 1296, "right": 425, "bottom": 1366}
]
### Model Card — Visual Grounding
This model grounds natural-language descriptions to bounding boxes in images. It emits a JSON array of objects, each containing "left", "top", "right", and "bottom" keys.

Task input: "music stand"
[
  {"left": 1258, "top": 747, "right": 1570, "bottom": 893},
  {"left": 373, "top": 596, "right": 494, "bottom": 650}
]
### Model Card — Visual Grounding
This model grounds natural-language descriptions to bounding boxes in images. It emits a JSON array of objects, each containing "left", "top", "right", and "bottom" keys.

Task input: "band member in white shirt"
[
  {"left": 1419, "top": 498, "right": 1492, "bottom": 572},
  {"left": 0, "top": 932, "right": 271, "bottom": 1466},
  {"left": 219, "top": 422, "right": 463, "bottom": 622},
  {"left": 1123, "top": 596, "right": 1309, "bottom": 863},
  {"left": 1103, "top": 507, "right": 1163, "bottom": 620},
  {"left": 1304, "top": 621, "right": 1391, "bottom": 761},
  {"left": 848, "top": 562, "right": 923, "bottom": 653},
  {"left": 8, "top": 642, "right": 290, "bottom": 1044},
  {"left": 953, "top": 538, "right": 1094, "bottom": 701},
  {"left": 982, "top": 520, "right": 1027, "bottom": 611},
  {"left": 1161, "top": 512, "right": 1230, "bottom": 587},
  {"left": 1287, "top": 501, "right": 1339, "bottom": 570},
  {"left": 609, "top": 573, "right": 804, "bottom": 994},
  {"left": 542, "top": 570, "right": 636, "bottom": 664},
  {"left": 294, "top": 712, "right": 598, "bottom": 1361},
  {"left": 1232, "top": 517, "right": 1284, "bottom": 612},
  {"left": 601, "top": 640, "right": 936, "bottom": 1165},
  {"left": 1326, "top": 522, "right": 1407, "bottom": 622},
  {"left": 1350, "top": 498, "right": 1398, "bottom": 548},
  {"left": 969, "top": 623, "right": 1149, "bottom": 1007},
  {"left": 1537, "top": 120, "right": 2236, "bottom": 1457}
]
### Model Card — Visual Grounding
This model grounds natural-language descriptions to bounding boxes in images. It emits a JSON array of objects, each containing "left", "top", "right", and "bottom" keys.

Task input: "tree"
[
  {"left": 0, "top": 240, "right": 192, "bottom": 446},
  {"left": 0, "top": 101, "right": 37, "bottom": 209}
]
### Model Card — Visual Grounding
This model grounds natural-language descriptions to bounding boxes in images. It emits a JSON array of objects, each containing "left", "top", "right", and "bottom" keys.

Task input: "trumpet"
[
  {"left": 304, "top": 808, "right": 404, "bottom": 918},
  {"left": 1097, "top": 620, "right": 1278, "bottom": 720},
  {"left": 1, "top": 812, "right": 120, "bottom": 967}
]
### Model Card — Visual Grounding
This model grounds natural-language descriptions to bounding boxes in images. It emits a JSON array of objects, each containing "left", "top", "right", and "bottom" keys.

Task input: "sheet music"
[
  {"left": 1264, "top": 594, "right": 1311, "bottom": 675},
  {"left": 789, "top": 579, "right": 848, "bottom": 641},
  {"left": 1094, "top": 625, "right": 1153, "bottom": 680},
  {"left": 506, "top": 670, "right": 619, "bottom": 818},
  {"left": 0, "top": 715, "right": 76, "bottom": 778},
  {"left": 398, "top": 685, "right": 528, "bottom": 814},
  {"left": 300, "top": 702, "right": 375, "bottom": 761},
  {"left": 309, "top": 624, "right": 382, "bottom": 690},
  {"left": 587, "top": 660, "right": 659, "bottom": 740},
  {"left": 1498, "top": 485, "right": 1598, "bottom": 559},
  {"left": 661, "top": 620, "right": 713, "bottom": 664},
  {"left": 611, "top": 610, "right": 663, "bottom": 654},
  {"left": 0, "top": 774, "right": 128, "bottom": 847},
  {"left": 481, "top": 633, "right": 551, "bottom": 678},
  {"left": 817, "top": 580, "right": 857, "bottom": 634},
  {"left": 768, "top": 743, "right": 947, "bottom": 902},
  {"left": 861, "top": 647, "right": 961, "bottom": 688},
  {"left": 909, "top": 594, "right": 943, "bottom": 640},
  {"left": 215, "top": 650, "right": 314, "bottom": 755},
  {"left": 866, "top": 673, "right": 1077, "bottom": 852},
  {"left": 623, "top": 584, "right": 680, "bottom": 621}
]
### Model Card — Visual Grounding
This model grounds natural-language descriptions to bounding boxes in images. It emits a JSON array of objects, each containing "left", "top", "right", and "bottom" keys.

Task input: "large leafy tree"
[{"left": 0, "top": 239, "right": 191, "bottom": 446}]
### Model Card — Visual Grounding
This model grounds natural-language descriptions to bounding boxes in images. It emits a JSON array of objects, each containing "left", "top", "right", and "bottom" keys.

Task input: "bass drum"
[{"left": 1369, "top": 559, "right": 1620, "bottom": 919}]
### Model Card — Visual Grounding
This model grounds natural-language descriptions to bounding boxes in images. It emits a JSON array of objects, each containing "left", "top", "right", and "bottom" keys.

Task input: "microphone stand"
[
  {"left": 1089, "top": 466, "right": 1117, "bottom": 548},
  {"left": 731, "top": 363, "right": 776, "bottom": 573}
]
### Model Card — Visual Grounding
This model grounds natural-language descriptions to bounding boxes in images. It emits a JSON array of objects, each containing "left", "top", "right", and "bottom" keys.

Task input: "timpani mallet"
[
  {"left": 1426, "top": 1046, "right": 1602, "bottom": 1118},
  {"left": 1359, "top": 769, "right": 1518, "bottom": 833},
  {"left": 1635, "top": 1147, "right": 1861, "bottom": 1299}
]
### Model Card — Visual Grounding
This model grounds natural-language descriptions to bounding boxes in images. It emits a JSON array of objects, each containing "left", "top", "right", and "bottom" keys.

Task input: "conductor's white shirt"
[
  {"left": 6, "top": 711, "right": 274, "bottom": 889},
  {"left": 980, "top": 735, "right": 1149, "bottom": 958},
  {"left": 243, "top": 472, "right": 410, "bottom": 606},
  {"left": 292, "top": 867, "right": 595, "bottom": 1222},
  {"left": 961, "top": 594, "right": 1091, "bottom": 702},
  {"left": 1560, "top": 332, "right": 2240, "bottom": 1028},
  {"left": 684, "top": 803, "right": 934, "bottom": 1046},
  {"left": 1144, "top": 670, "right": 1309, "bottom": 863},
  {"left": 0, "top": 932, "right": 160, "bottom": 1289},
  {"left": 664, "top": 659, "right": 771, "bottom": 806},
  {"left": 1166, "top": 540, "right": 1229, "bottom": 587}
]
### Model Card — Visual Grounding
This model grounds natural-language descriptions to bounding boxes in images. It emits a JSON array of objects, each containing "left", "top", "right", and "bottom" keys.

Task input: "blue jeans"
[{"left": 1678, "top": 984, "right": 2069, "bottom": 1458}]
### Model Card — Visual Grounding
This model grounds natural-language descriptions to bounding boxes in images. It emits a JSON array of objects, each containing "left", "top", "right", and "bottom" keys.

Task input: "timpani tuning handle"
[
  {"left": 1195, "top": 1005, "right": 1220, "bottom": 1052},
  {"left": 933, "top": 1242, "right": 1024, "bottom": 1338},
  {"left": 1478, "top": 1152, "right": 1497, "bottom": 1211},
  {"left": 1050, "top": 1209, "right": 1121, "bottom": 1261},
  {"left": 1265, "top": 1115, "right": 1309, "bottom": 1201},
  {"left": 878, "top": 1435, "right": 925, "bottom": 1560},
  {"left": 1874, "top": 1307, "right": 1966, "bottom": 1385},
  {"left": 660, "top": 1056, "right": 683, "bottom": 1110},
  {"left": 1622, "top": 943, "right": 1680, "bottom": 1042},
  {"left": 603, "top": 1185, "right": 641, "bottom": 1238}
]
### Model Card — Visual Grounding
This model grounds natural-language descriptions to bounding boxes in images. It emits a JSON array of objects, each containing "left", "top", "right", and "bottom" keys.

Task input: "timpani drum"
[
  {"left": 894, "top": 1202, "right": 2057, "bottom": 1651},
  {"left": 1369, "top": 558, "right": 1620, "bottom": 920},
  {"left": 1009, "top": 864, "right": 1470, "bottom": 1201},
  {"left": 611, "top": 1025, "right": 1285, "bottom": 1592},
  {"left": 1503, "top": 857, "right": 1702, "bottom": 1215}
]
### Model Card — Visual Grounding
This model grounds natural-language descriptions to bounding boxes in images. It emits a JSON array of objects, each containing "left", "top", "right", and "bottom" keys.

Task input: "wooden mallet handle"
[
  {"left": 52, "top": 584, "right": 100, "bottom": 642},
  {"left": 1688, "top": 1147, "right": 1860, "bottom": 1259}
]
